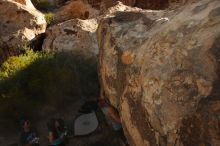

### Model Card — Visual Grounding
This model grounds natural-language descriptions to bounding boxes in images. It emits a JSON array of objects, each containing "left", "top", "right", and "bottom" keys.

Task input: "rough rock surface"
[
  {"left": 54, "top": 0, "right": 100, "bottom": 23},
  {"left": 97, "top": 1, "right": 220, "bottom": 146},
  {"left": 43, "top": 18, "right": 99, "bottom": 60},
  {"left": 0, "top": 0, "right": 46, "bottom": 63},
  {"left": 88, "top": 0, "right": 191, "bottom": 10},
  {"left": 135, "top": 0, "right": 169, "bottom": 9}
]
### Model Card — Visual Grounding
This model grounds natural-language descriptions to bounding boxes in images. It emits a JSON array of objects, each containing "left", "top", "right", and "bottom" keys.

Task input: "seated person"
[
  {"left": 20, "top": 119, "right": 39, "bottom": 146},
  {"left": 48, "top": 130, "right": 65, "bottom": 146},
  {"left": 54, "top": 118, "right": 68, "bottom": 142},
  {"left": 47, "top": 118, "right": 67, "bottom": 146}
]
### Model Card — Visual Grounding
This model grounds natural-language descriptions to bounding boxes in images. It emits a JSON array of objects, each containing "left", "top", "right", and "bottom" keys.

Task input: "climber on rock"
[
  {"left": 99, "top": 98, "right": 128, "bottom": 146},
  {"left": 99, "top": 98, "right": 121, "bottom": 127}
]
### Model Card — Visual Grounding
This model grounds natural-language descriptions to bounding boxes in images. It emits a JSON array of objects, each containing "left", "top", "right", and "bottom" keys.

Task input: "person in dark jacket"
[{"left": 20, "top": 119, "right": 39, "bottom": 146}]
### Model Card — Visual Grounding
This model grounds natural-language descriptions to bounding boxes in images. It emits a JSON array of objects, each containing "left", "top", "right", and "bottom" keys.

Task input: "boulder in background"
[
  {"left": 0, "top": 0, "right": 46, "bottom": 63},
  {"left": 43, "top": 18, "right": 99, "bottom": 60},
  {"left": 54, "top": 0, "right": 100, "bottom": 23}
]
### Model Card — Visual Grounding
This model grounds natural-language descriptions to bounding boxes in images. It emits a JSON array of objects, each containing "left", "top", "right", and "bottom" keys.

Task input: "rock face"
[
  {"left": 0, "top": 0, "right": 46, "bottom": 63},
  {"left": 97, "top": 1, "right": 220, "bottom": 146},
  {"left": 55, "top": 0, "right": 192, "bottom": 22},
  {"left": 88, "top": 0, "right": 188, "bottom": 10},
  {"left": 55, "top": 0, "right": 100, "bottom": 23},
  {"left": 134, "top": 0, "right": 169, "bottom": 9},
  {"left": 43, "top": 18, "right": 99, "bottom": 60}
]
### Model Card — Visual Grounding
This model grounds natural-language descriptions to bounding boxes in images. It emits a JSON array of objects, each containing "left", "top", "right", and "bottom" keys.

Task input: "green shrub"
[
  {"left": 0, "top": 49, "right": 99, "bottom": 120},
  {"left": 0, "top": 49, "right": 41, "bottom": 79},
  {"left": 44, "top": 12, "right": 55, "bottom": 25}
]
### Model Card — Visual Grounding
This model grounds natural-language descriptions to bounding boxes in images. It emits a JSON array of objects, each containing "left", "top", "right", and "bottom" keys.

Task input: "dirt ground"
[{"left": 0, "top": 98, "right": 122, "bottom": 146}]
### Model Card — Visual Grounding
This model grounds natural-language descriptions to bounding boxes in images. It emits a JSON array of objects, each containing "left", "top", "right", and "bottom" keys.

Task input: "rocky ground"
[{"left": 0, "top": 97, "right": 121, "bottom": 146}]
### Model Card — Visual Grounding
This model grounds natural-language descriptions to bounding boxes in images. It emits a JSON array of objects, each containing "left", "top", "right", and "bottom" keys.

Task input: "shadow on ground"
[{"left": 0, "top": 51, "right": 100, "bottom": 123}]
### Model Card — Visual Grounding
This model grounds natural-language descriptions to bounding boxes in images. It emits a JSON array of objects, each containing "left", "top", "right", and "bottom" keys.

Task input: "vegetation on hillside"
[
  {"left": 0, "top": 48, "right": 99, "bottom": 120},
  {"left": 44, "top": 12, "right": 55, "bottom": 25}
]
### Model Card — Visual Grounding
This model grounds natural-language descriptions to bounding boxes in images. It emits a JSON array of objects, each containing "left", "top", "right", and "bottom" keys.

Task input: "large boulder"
[
  {"left": 43, "top": 18, "right": 99, "bottom": 60},
  {"left": 0, "top": 0, "right": 46, "bottom": 63},
  {"left": 97, "top": 1, "right": 220, "bottom": 146},
  {"left": 54, "top": 0, "right": 100, "bottom": 23}
]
